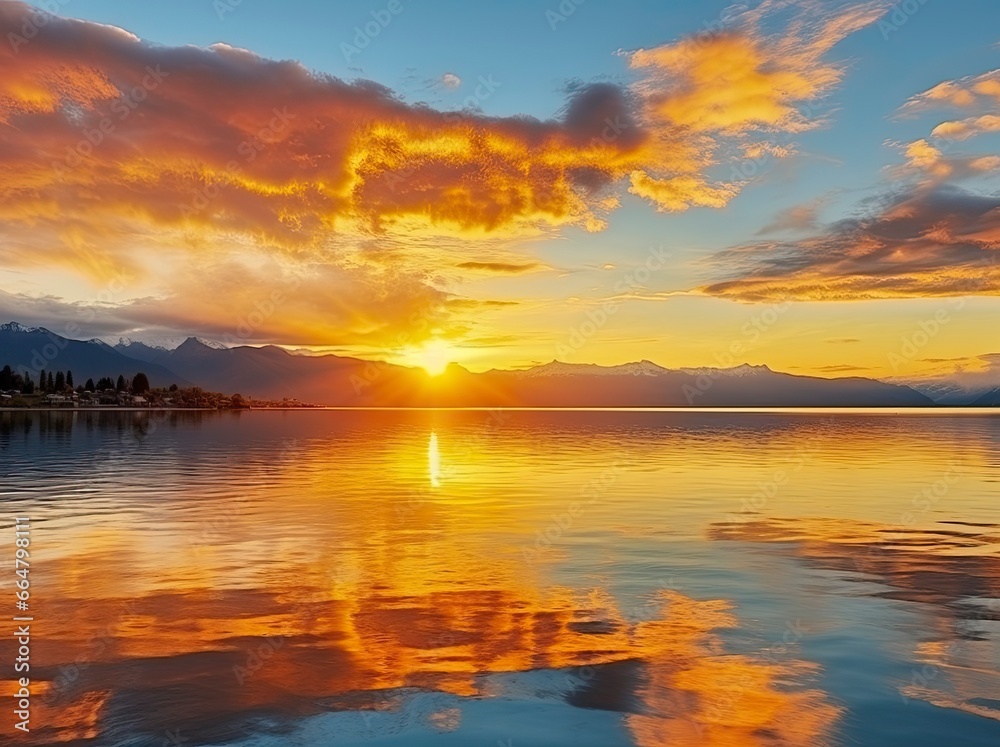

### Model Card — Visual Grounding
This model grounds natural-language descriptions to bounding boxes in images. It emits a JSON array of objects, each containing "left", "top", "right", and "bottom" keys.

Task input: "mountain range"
[
  {"left": 893, "top": 379, "right": 1000, "bottom": 406},
  {"left": 0, "top": 321, "right": 980, "bottom": 407},
  {"left": 0, "top": 323, "right": 193, "bottom": 389}
]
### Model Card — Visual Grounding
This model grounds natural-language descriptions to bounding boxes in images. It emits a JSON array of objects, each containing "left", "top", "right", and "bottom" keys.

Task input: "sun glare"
[
  {"left": 414, "top": 340, "right": 452, "bottom": 377},
  {"left": 428, "top": 431, "right": 441, "bottom": 488}
]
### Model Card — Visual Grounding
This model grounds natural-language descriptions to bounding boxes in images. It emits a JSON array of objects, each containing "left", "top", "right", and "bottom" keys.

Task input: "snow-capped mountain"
[
  {"left": 680, "top": 364, "right": 771, "bottom": 378},
  {"left": 518, "top": 361, "right": 774, "bottom": 379},
  {"left": 0, "top": 322, "right": 192, "bottom": 387},
  {"left": 886, "top": 378, "right": 1000, "bottom": 405},
  {"left": 0, "top": 322, "right": 49, "bottom": 334},
  {"left": 515, "top": 360, "right": 672, "bottom": 378},
  {"left": 111, "top": 335, "right": 229, "bottom": 351}
]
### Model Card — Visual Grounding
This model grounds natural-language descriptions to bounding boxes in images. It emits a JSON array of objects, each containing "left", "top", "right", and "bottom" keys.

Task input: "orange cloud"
[
  {"left": 699, "top": 187, "right": 1000, "bottom": 302},
  {"left": 0, "top": 1, "right": 888, "bottom": 342},
  {"left": 898, "top": 139, "right": 1000, "bottom": 183},
  {"left": 897, "top": 69, "right": 1000, "bottom": 181},
  {"left": 0, "top": 0, "right": 887, "bottom": 240},
  {"left": 0, "top": 6, "right": 639, "bottom": 248},
  {"left": 901, "top": 139, "right": 954, "bottom": 179},
  {"left": 901, "top": 70, "right": 1000, "bottom": 113},
  {"left": 627, "top": 171, "right": 737, "bottom": 211},
  {"left": 931, "top": 114, "right": 1000, "bottom": 140},
  {"left": 624, "top": 0, "right": 892, "bottom": 211},
  {"left": 631, "top": 34, "right": 829, "bottom": 134}
]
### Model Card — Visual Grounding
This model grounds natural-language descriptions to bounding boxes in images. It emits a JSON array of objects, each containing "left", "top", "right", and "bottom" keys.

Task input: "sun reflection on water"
[{"left": 429, "top": 430, "right": 441, "bottom": 487}]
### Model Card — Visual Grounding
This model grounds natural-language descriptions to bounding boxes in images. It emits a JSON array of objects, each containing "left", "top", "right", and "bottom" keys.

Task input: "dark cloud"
[
  {"left": 699, "top": 186, "right": 1000, "bottom": 301},
  {"left": 815, "top": 364, "right": 872, "bottom": 373},
  {"left": 445, "top": 299, "right": 520, "bottom": 309},
  {"left": 455, "top": 261, "right": 541, "bottom": 273}
]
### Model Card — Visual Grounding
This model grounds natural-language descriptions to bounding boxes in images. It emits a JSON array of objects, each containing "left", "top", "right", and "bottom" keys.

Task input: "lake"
[{"left": 1, "top": 409, "right": 999, "bottom": 746}]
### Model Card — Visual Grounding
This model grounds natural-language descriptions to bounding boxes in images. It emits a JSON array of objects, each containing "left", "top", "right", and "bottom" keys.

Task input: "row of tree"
[
  {"left": 2, "top": 365, "right": 255, "bottom": 409},
  {"left": 89, "top": 373, "right": 151, "bottom": 394},
  {"left": 1, "top": 365, "right": 152, "bottom": 396},
  {"left": 35, "top": 368, "right": 74, "bottom": 392}
]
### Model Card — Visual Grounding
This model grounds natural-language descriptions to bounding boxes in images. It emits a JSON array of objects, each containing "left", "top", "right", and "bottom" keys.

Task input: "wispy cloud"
[
  {"left": 455, "top": 261, "right": 541, "bottom": 274},
  {"left": 814, "top": 364, "right": 872, "bottom": 373},
  {"left": 758, "top": 199, "right": 826, "bottom": 235},
  {"left": 896, "top": 69, "right": 1000, "bottom": 180},
  {"left": 900, "top": 70, "right": 1000, "bottom": 113},
  {"left": 625, "top": 0, "right": 892, "bottom": 211},
  {"left": 699, "top": 186, "right": 1000, "bottom": 301}
]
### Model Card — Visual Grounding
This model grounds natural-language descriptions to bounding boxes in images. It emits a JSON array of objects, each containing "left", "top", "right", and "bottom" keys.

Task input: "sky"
[{"left": 0, "top": 0, "right": 998, "bottom": 381}]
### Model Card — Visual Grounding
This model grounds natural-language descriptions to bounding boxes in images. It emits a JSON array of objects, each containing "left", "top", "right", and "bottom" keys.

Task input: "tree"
[
  {"left": 0, "top": 365, "right": 11, "bottom": 390},
  {"left": 85, "top": 378, "right": 95, "bottom": 392},
  {"left": 66, "top": 370, "right": 74, "bottom": 388},
  {"left": 132, "top": 372, "right": 150, "bottom": 395},
  {"left": 21, "top": 373, "right": 33, "bottom": 394},
  {"left": 230, "top": 393, "right": 247, "bottom": 409},
  {"left": 47, "top": 372, "right": 54, "bottom": 391},
  {"left": 116, "top": 374, "right": 127, "bottom": 392},
  {"left": 38, "top": 369, "right": 46, "bottom": 392},
  {"left": 168, "top": 383, "right": 178, "bottom": 392},
  {"left": 55, "top": 371, "right": 65, "bottom": 391}
]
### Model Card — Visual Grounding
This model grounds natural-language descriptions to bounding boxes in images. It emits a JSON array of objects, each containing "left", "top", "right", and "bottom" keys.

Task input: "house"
[{"left": 44, "top": 393, "right": 77, "bottom": 407}]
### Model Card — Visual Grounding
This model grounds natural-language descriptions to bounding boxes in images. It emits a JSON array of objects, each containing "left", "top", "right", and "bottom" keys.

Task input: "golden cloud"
[
  {"left": 624, "top": 0, "right": 893, "bottom": 211},
  {"left": 901, "top": 70, "right": 1000, "bottom": 113},
  {"left": 931, "top": 114, "right": 1000, "bottom": 140},
  {"left": 455, "top": 261, "right": 541, "bottom": 273},
  {"left": 698, "top": 187, "right": 1000, "bottom": 302},
  {"left": 898, "top": 69, "right": 1000, "bottom": 180},
  {"left": 0, "top": 0, "right": 890, "bottom": 342},
  {"left": 0, "top": 0, "right": 890, "bottom": 240}
]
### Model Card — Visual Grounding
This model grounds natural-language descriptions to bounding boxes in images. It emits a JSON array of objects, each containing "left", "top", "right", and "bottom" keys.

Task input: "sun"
[{"left": 413, "top": 340, "right": 452, "bottom": 377}]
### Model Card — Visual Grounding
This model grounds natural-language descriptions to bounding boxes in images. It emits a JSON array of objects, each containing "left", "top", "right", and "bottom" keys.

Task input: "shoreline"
[
  {"left": 0, "top": 407, "right": 221, "bottom": 412},
  {"left": 2, "top": 405, "right": 995, "bottom": 414}
]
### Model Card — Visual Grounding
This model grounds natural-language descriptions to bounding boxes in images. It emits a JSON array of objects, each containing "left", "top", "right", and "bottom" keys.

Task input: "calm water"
[{"left": 1, "top": 409, "right": 999, "bottom": 746}]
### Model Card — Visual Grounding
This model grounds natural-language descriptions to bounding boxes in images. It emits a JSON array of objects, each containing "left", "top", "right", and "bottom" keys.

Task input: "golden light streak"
[{"left": 428, "top": 430, "right": 441, "bottom": 488}]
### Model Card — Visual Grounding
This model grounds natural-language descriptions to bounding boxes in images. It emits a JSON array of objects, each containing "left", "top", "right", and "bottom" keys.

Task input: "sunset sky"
[{"left": 0, "top": 0, "right": 998, "bottom": 380}]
